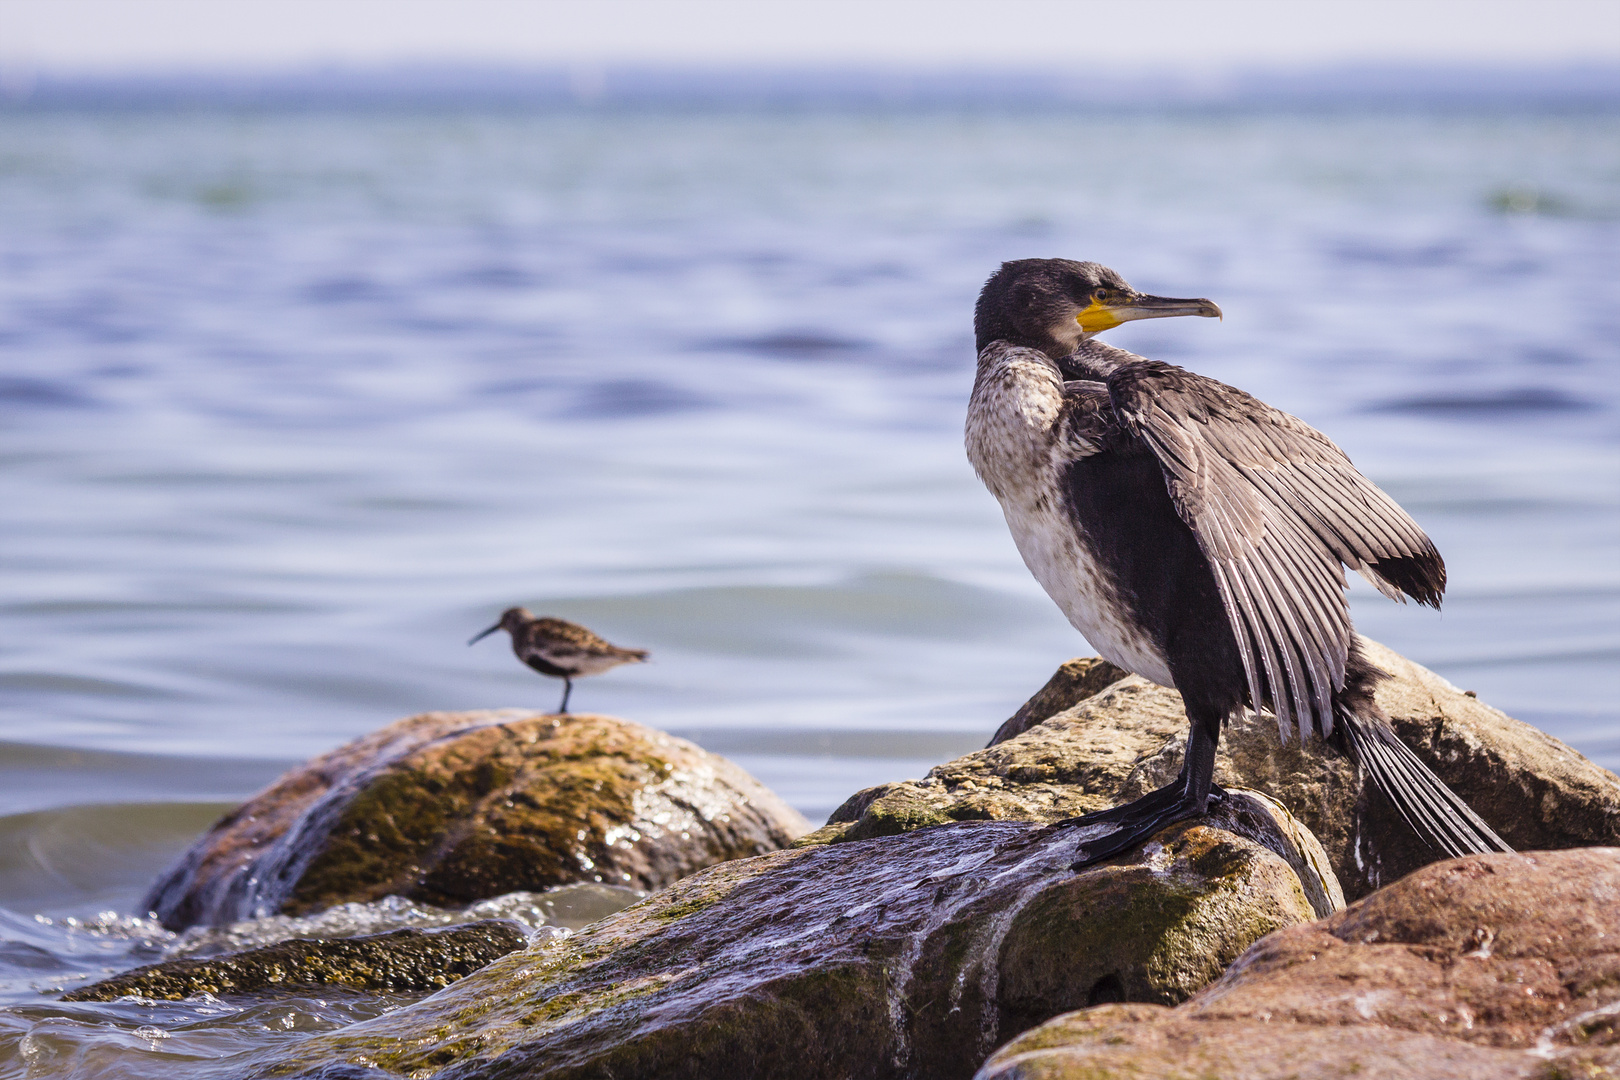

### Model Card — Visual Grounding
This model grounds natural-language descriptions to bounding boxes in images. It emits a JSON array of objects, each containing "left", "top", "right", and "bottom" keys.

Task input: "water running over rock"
[{"left": 266, "top": 802, "right": 1324, "bottom": 1080}]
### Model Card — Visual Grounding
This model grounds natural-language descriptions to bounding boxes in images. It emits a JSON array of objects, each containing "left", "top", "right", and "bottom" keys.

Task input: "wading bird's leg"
[
  {"left": 1057, "top": 716, "right": 1225, "bottom": 870},
  {"left": 558, "top": 678, "right": 573, "bottom": 714}
]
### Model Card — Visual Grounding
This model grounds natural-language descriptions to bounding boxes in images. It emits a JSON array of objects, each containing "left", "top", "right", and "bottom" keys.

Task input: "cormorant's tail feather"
[{"left": 1339, "top": 710, "right": 1511, "bottom": 858}]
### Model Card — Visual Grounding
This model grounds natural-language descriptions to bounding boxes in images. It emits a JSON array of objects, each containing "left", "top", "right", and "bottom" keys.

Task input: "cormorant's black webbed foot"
[
  {"left": 1049, "top": 718, "right": 1225, "bottom": 870},
  {"left": 1053, "top": 782, "right": 1227, "bottom": 870}
]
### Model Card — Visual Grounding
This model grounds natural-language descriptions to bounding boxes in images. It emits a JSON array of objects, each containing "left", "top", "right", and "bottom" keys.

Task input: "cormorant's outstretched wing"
[{"left": 1108, "top": 359, "right": 1445, "bottom": 741}]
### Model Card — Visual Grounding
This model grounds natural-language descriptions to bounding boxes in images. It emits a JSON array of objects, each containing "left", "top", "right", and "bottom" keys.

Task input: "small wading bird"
[
  {"left": 468, "top": 608, "right": 648, "bottom": 714},
  {"left": 965, "top": 259, "right": 1511, "bottom": 868}
]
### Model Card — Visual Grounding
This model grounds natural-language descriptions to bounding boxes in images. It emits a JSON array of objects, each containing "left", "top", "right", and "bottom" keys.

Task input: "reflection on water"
[{"left": 0, "top": 97, "right": 1616, "bottom": 1076}]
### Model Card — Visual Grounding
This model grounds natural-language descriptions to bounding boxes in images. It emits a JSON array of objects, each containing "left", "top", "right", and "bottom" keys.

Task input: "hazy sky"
[{"left": 3, "top": 0, "right": 1618, "bottom": 73}]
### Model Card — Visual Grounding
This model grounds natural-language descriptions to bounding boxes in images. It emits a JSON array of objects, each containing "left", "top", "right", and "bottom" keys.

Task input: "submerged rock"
[
  {"left": 143, "top": 710, "right": 810, "bottom": 930},
  {"left": 272, "top": 806, "right": 1323, "bottom": 1080},
  {"left": 820, "top": 638, "right": 1620, "bottom": 899},
  {"left": 62, "top": 920, "right": 528, "bottom": 1002},
  {"left": 977, "top": 847, "right": 1620, "bottom": 1080}
]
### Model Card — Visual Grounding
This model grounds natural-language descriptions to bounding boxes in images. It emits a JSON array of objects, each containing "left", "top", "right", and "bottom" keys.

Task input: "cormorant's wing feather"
[{"left": 1107, "top": 359, "right": 1445, "bottom": 741}]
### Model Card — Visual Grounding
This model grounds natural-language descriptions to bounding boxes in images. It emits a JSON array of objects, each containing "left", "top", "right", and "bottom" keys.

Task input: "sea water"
[{"left": 0, "top": 98, "right": 1616, "bottom": 1076}]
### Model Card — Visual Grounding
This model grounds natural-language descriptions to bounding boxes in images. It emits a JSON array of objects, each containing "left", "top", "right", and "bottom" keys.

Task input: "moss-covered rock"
[
  {"left": 829, "top": 638, "right": 1620, "bottom": 900},
  {"left": 266, "top": 809, "right": 1321, "bottom": 1080},
  {"left": 143, "top": 711, "right": 811, "bottom": 930},
  {"left": 976, "top": 848, "right": 1620, "bottom": 1080},
  {"left": 62, "top": 920, "right": 528, "bottom": 1001}
]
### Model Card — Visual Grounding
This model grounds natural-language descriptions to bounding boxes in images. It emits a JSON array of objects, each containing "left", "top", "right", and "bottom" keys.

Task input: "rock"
[
  {"left": 811, "top": 676, "right": 1184, "bottom": 843},
  {"left": 271, "top": 810, "right": 1324, "bottom": 1080},
  {"left": 143, "top": 710, "right": 811, "bottom": 930},
  {"left": 1125, "top": 638, "right": 1620, "bottom": 899},
  {"left": 62, "top": 920, "right": 528, "bottom": 1002},
  {"left": 987, "top": 657, "right": 1129, "bottom": 747},
  {"left": 976, "top": 847, "right": 1620, "bottom": 1080},
  {"left": 824, "top": 638, "right": 1620, "bottom": 900}
]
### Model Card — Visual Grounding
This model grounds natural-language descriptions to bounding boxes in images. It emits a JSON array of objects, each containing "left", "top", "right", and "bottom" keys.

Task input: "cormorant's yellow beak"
[{"left": 1076, "top": 294, "right": 1222, "bottom": 333}]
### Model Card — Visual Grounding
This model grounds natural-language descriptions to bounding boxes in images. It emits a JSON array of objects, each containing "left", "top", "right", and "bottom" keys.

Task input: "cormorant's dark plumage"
[{"left": 964, "top": 258, "right": 1507, "bottom": 866}]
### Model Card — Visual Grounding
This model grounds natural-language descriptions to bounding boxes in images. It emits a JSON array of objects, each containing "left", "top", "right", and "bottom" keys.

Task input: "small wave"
[
  {"left": 0, "top": 746, "right": 293, "bottom": 820},
  {"left": 1366, "top": 388, "right": 1598, "bottom": 417},
  {"left": 696, "top": 331, "right": 872, "bottom": 359},
  {"left": 566, "top": 378, "right": 717, "bottom": 419},
  {"left": 675, "top": 728, "right": 985, "bottom": 760},
  {"left": 0, "top": 885, "right": 639, "bottom": 1009},
  {"left": 552, "top": 570, "right": 1044, "bottom": 654},
  {"left": 1330, "top": 241, "right": 1465, "bottom": 269},
  {"left": 1423, "top": 643, "right": 1620, "bottom": 670},
  {"left": 0, "top": 671, "right": 174, "bottom": 699},
  {"left": 0, "top": 377, "right": 99, "bottom": 410},
  {"left": 162, "top": 885, "right": 636, "bottom": 959},
  {"left": 301, "top": 276, "right": 393, "bottom": 305},
  {"left": 0, "top": 803, "right": 234, "bottom": 917}
]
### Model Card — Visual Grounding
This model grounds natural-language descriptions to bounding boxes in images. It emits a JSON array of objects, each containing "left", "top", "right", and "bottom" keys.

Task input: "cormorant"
[
  {"left": 964, "top": 258, "right": 1510, "bottom": 867},
  {"left": 469, "top": 608, "right": 648, "bottom": 714}
]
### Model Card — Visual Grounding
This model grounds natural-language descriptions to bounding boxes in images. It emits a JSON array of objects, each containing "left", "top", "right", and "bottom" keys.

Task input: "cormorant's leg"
[
  {"left": 1057, "top": 713, "right": 1224, "bottom": 870},
  {"left": 558, "top": 679, "right": 572, "bottom": 714}
]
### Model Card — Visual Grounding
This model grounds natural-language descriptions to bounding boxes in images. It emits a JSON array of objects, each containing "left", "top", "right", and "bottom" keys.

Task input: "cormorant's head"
[
  {"left": 974, "top": 259, "right": 1221, "bottom": 358},
  {"left": 468, "top": 606, "right": 534, "bottom": 645}
]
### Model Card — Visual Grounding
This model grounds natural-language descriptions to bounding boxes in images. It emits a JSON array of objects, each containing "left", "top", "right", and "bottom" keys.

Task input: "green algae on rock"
[
  {"left": 143, "top": 710, "right": 811, "bottom": 930},
  {"left": 976, "top": 847, "right": 1620, "bottom": 1080},
  {"left": 824, "top": 638, "right": 1620, "bottom": 901},
  {"left": 268, "top": 812, "right": 1322, "bottom": 1080},
  {"left": 62, "top": 920, "right": 529, "bottom": 1002}
]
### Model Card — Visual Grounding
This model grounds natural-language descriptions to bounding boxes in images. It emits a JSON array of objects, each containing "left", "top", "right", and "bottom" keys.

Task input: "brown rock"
[
  {"left": 817, "top": 675, "right": 1188, "bottom": 839},
  {"left": 1125, "top": 638, "right": 1620, "bottom": 898},
  {"left": 62, "top": 920, "right": 528, "bottom": 1002},
  {"left": 976, "top": 848, "right": 1620, "bottom": 1080},
  {"left": 987, "top": 657, "right": 1129, "bottom": 747},
  {"left": 272, "top": 810, "right": 1323, "bottom": 1080},
  {"left": 827, "top": 638, "right": 1620, "bottom": 900},
  {"left": 143, "top": 710, "right": 810, "bottom": 930}
]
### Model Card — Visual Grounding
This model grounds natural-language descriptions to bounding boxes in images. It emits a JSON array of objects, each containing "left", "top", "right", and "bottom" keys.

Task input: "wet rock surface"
[
  {"left": 143, "top": 710, "right": 810, "bottom": 930},
  {"left": 62, "top": 920, "right": 528, "bottom": 1002},
  {"left": 977, "top": 848, "right": 1620, "bottom": 1080},
  {"left": 822, "top": 638, "right": 1620, "bottom": 899},
  {"left": 272, "top": 807, "right": 1324, "bottom": 1080}
]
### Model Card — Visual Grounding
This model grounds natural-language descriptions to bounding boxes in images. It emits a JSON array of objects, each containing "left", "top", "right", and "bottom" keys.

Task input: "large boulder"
[
  {"left": 818, "top": 638, "right": 1620, "bottom": 899},
  {"left": 977, "top": 847, "right": 1620, "bottom": 1080},
  {"left": 143, "top": 710, "right": 811, "bottom": 930},
  {"left": 986, "top": 657, "right": 1128, "bottom": 747},
  {"left": 271, "top": 801, "right": 1326, "bottom": 1080}
]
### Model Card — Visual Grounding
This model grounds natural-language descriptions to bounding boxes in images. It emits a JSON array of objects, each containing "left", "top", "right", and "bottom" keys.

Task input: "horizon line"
[{"left": 5, "top": 58, "right": 1619, "bottom": 109}]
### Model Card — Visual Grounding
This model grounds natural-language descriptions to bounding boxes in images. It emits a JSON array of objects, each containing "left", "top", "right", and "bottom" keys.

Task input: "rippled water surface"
[{"left": 1, "top": 99, "right": 1617, "bottom": 1076}]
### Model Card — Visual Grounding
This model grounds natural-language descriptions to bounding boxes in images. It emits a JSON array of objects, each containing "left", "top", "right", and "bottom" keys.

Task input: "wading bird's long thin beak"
[
  {"left": 1076, "top": 294, "right": 1223, "bottom": 334},
  {"left": 467, "top": 622, "right": 502, "bottom": 646}
]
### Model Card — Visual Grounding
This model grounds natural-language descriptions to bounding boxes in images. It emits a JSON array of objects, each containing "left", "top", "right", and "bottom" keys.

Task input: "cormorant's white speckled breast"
[{"left": 966, "top": 342, "right": 1175, "bottom": 688}]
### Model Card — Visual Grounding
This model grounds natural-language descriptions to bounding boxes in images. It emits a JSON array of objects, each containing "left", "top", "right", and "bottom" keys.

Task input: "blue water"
[{"left": 0, "top": 98, "right": 1616, "bottom": 1076}]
